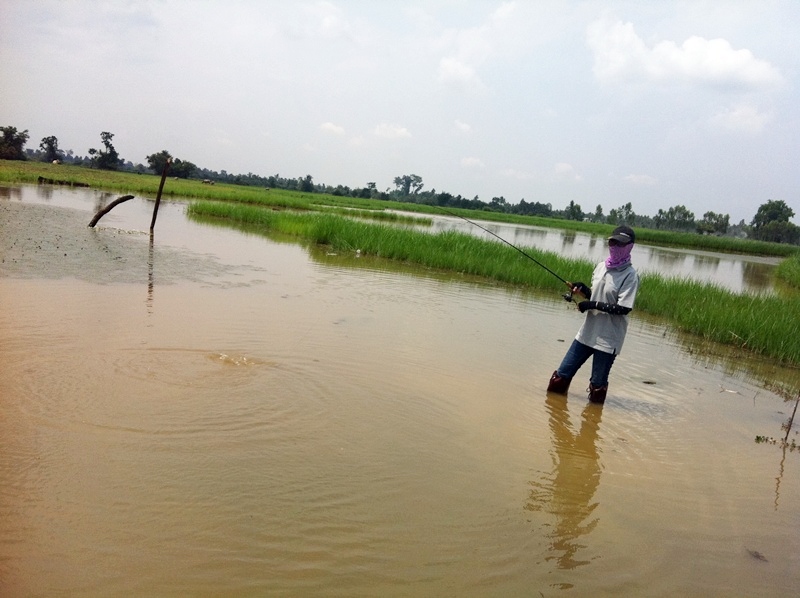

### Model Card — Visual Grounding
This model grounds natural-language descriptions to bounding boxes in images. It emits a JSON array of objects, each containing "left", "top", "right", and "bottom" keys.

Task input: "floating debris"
[{"left": 745, "top": 548, "right": 768, "bottom": 562}]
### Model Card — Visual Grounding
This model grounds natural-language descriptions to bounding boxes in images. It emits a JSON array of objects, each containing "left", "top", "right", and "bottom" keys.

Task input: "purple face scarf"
[{"left": 606, "top": 243, "right": 633, "bottom": 269}]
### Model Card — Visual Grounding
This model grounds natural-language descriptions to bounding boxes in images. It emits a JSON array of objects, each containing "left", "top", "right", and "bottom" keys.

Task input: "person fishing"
[{"left": 547, "top": 225, "right": 640, "bottom": 404}]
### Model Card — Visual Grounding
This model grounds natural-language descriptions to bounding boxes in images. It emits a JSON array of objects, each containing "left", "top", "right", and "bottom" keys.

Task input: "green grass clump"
[
  {"left": 776, "top": 254, "right": 800, "bottom": 290},
  {"left": 637, "top": 274, "right": 800, "bottom": 363}
]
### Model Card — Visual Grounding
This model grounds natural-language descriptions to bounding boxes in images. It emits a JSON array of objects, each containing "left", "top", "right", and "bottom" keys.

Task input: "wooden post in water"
[
  {"left": 150, "top": 158, "right": 172, "bottom": 232},
  {"left": 88, "top": 195, "right": 135, "bottom": 227}
]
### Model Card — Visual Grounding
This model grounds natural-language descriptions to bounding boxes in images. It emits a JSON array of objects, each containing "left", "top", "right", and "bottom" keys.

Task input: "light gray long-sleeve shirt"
[{"left": 575, "top": 261, "right": 639, "bottom": 355}]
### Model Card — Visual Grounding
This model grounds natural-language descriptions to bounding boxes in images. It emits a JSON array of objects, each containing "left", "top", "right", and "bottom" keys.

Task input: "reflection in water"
[
  {"left": 528, "top": 394, "right": 603, "bottom": 571},
  {"left": 560, "top": 230, "right": 577, "bottom": 251},
  {"left": 651, "top": 249, "right": 685, "bottom": 268},
  {"left": 693, "top": 253, "right": 721, "bottom": 269},
  {"left": 35, "top": 183, "right": 54, "bottom": 201},
  {"left": 147, "top": 231, "right": 155, "bottom": 312},
  {"left": 94, "top": 191, "right": 115, "bottom": 215},
  {"left": 743, "top": 260, "right": 773, "bottom": 290},
  {"left": 0, "top": 186, "right": 22, "bottom": 200},
  {"left": 775, "top": 396, "right": 800, "bottom": 510},
  {"left": 513, "top": 225, "right": 548, "bottom": 246}
]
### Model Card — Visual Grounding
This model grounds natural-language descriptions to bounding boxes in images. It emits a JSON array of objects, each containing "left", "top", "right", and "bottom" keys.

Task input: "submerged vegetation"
[{"left": 188, "top": 200, "right": 800, "bottom": 367}]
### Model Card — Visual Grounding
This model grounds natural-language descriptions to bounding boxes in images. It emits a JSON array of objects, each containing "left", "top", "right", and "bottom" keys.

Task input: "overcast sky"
[{"left": 2, "top": 1, "right": 798, "bottom": 223}]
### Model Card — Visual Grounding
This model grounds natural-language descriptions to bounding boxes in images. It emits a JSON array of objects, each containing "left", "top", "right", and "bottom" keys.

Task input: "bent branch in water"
[{"left": 88, "top": 195, "right": 135, "bottom": 227}]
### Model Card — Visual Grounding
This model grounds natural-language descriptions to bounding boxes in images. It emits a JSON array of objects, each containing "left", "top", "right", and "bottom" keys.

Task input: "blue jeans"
[{"left": 557, "top": 339, "right": 617, "bottom": 388}]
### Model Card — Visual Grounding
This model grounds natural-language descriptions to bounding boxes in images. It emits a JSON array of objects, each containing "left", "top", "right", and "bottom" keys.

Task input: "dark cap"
[{"left": 608, "top": 225, "right": 635, "bottom": 244}]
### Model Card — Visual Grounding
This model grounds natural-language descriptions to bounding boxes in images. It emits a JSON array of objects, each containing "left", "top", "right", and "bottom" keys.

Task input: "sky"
[{"left": 2, "top": 0, "right": 799, "bottom": 223}]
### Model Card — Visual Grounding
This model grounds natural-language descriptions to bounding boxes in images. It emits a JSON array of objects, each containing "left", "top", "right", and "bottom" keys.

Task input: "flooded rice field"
[{"left": 1, "top": 186, "right": 799, "bottom": 596}]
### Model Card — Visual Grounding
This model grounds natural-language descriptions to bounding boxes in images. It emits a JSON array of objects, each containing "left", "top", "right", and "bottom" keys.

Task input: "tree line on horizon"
[{"left": 2, "top": 124, "right": 797, "bottom": 245}]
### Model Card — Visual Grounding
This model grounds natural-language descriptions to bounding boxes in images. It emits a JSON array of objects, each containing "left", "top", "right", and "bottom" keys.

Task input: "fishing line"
[{"left": 434, "top": 206, "right": 580, "bottom": 301}]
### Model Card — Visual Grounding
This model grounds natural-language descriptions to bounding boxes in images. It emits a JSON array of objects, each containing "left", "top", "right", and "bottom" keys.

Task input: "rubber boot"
[
  {"left": 588, "top": 383, "right": 608, "bottom": 404},
  {"left": 547, "top": 371, "right": 571, "bottom": 395}
]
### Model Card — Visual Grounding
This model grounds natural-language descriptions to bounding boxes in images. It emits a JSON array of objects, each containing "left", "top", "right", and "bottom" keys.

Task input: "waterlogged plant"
[{"left": 754, "top": 436, "right": 798, "bottom": 452}]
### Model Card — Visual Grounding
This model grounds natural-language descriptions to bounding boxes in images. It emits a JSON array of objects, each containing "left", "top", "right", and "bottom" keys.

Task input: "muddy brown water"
[{"left": 1, "top": 186, "right": 799, "bottom": 596}]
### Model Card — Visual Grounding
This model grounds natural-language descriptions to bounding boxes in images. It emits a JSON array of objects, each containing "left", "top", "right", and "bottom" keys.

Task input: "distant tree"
[
  {"left": 489, "top": 196, "right": 508, "bottom": 212},
  {"left": 0, "top": 126, "right": 30, "bottom": 160},
  {"left": 592, "top": 204, "right": 604, "bottom": 223},
  {"left": 39, "top": 135, "right": 63, "bottom": 162},
  {"left": 565, "top": 200, "right": 583, "bottom": 221},
  {"left": 608, "top": 202, "right": 635, "bottom": 225},
  {"left": 750, "top": 200, "right": 798, "bottom": 243},
  {"left": 298, "top": 174, "right": 314, "bottom": 192},
  {"left": 654, "top": 204, "right": 695, "bottom": 231},
  {"left": 88, "top": 131, "right": 121, "bottom": 170},
  {"left": 170, "top": 159, "right": 196, "bottom": 179},
  {"left": 515, "top": 199, "right": 552, "bottom": 217},
  {"left": 393, "top": 174, "right": 424, "bottom": 196},
  {"left": 146, "top": 149, "right": 172, "bottom": 174},
  {"left": 751, "top": 200, "right": 794, "bottom": 230},
  {"left": 751, "top": 220, "right": 800, "bottom": 244},
  {"left": 696, "top": 211, "right": 729, "bottom": 235}
]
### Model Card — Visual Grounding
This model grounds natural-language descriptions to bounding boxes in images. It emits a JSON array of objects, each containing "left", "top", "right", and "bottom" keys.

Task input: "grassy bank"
[
  {"left": 2, "top": 159, "right": 797, "bottom": 258},
  {"left": 189, "top": 201, "right": 800, "bottom": 366}
]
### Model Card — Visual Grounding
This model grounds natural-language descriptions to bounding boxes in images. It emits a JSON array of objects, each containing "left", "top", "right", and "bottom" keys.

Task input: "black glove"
[
  {"left": 572, "top": 282, "right": 591, "bottom": 299},
  {"left": 580, "top": 301, "right": 632, "bottom": 315}
]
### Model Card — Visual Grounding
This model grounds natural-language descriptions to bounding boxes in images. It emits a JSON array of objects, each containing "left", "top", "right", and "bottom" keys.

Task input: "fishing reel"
[{"left": 562, "top": 290, "right": 574, "bottom": 302}]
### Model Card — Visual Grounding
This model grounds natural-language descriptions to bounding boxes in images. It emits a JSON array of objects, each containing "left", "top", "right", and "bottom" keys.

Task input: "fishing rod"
[{"left": 435, "top": 206, "right": 584, "bottom": 302}]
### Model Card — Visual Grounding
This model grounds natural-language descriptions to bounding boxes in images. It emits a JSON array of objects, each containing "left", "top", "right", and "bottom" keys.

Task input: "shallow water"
[{"left": 1, "top": 187, "right": 798, "bottom": 596}]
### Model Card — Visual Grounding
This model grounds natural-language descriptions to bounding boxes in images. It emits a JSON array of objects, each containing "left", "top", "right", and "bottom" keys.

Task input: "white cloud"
[
  {"left": 623, "top": 174, "right": 658, "bottom": 186},
  {"left": 438, "top": 57, "right": 483, "bottom": 88},
  {"left": 461, "top": 157, "right": 485, "bottom": 169},
  {"left": 436, "top": 1, "right": 526, "bottom": 92},
  {"left": 587, "top": 18, "right": 784, "bottom": 89},
  {"left": 348, "top": 135, "right": 366, "bottom": 147},
  {"left": 454, "top": 119, "right": 472, "bottom": 133},
  {"left": 302, "top": 1, "right": 353, "bottom": 40},
  {"left": 320, "top": 122, "right": 345, "bottom": 135},
  {"left": 373, "top": 123, "right": 411, "bottom": 139},
  {"left": 554, "top": 162, "right": 582, "bottom": 181},
  {"left": 500, "top": 168, "right": 532, "bottom": 180},
  {"left": 710, "top": 103, "right": 772, "bottom": 134}
]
